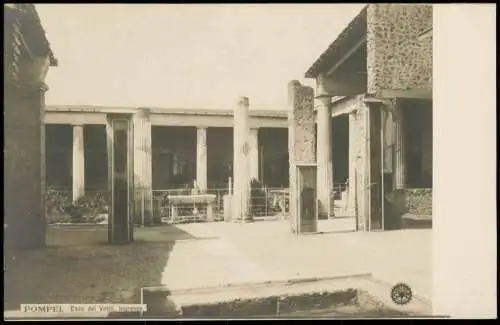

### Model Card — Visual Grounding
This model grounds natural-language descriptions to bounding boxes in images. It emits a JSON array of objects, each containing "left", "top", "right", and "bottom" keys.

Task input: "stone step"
[{"left": 141, "top": 273, "right": 432, "bottom": 318}]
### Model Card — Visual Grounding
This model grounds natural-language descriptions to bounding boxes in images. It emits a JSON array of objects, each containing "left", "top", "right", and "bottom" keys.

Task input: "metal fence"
[
  {"left": 45, "top": 182, "right": 354, "bottom": 226},
  {"left": 149, "top": 186, "right": 289, "bottom": 224}
]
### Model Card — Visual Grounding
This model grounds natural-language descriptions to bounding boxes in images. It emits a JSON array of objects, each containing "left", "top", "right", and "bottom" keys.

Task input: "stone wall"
[
  {"left": 287, "top": 81, "right": 316, "bottom": 233},
  {"left": 405, "top": 188, "right": 432, "bottom": 216},
  {"left": 289, "top": 85, "right": 316, "bottom": 164},
  {"left": 366, "top": 4, "right": 433, "bottom": 94}
]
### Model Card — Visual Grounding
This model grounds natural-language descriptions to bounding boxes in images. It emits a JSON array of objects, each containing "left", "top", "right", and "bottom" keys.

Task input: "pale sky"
[{"left": 36, "top": 4, "right": 365, "bottom": 110}]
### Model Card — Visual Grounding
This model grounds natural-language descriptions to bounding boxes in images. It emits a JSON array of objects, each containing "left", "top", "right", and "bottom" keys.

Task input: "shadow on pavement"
[{"left": 4, "top": 224, "right": 215, "bottom": 315}]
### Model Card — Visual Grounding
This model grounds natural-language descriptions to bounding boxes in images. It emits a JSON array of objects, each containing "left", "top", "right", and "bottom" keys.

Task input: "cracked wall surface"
[{"left": 366, "top": 4, "right": 433, "bottom": 94}]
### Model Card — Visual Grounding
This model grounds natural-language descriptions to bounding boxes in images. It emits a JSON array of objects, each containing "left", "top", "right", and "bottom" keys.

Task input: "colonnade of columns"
[{"left": 68, "top": 107, "right": 262, "bottom": 213}]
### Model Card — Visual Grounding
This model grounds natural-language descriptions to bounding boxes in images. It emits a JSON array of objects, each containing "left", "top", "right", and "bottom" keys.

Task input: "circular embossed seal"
[{"left": 391, "top": 282, "right": 413, "bottom": 305}]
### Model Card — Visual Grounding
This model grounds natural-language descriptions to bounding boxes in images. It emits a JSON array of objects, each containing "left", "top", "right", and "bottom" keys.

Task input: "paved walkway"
[{"left": 161, "top": 219, "right": 432, "bottom": 301}]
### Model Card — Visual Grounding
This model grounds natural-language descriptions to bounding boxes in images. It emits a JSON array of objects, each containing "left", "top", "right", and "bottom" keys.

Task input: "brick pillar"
[
  {"left": 133, "top": 108, "right": 153, "bottom": 225},
  {"left": 288, "top": 80, "right": 316, "bottom": 233},
  {"left": 196, "top": 127, "right": 208, "bottom": 192},
  {"left": 72, "top": 124, "right": 85, "bottom": 201},
  {"left": 248, "top": 128, "right": 259, "bottom": 180},
  {"left": 4, "top": 84, "right": 47, "bottom": 249},
  {"left": 232, "top": 97, "right": 251, "bottom": 222}
]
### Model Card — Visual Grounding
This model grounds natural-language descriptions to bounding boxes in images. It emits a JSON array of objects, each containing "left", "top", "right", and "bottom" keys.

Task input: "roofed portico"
[{"left": 305, "top": 4, "right": 433, "bottom": 231}]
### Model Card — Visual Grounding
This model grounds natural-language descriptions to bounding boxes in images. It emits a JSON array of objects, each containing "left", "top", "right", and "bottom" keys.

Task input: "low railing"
[
  {"left": 45, "top": 186, "right": 291, "bottom": 225},
  {"left": 148, "top": 186, "right": 290, "bottom": 224}
]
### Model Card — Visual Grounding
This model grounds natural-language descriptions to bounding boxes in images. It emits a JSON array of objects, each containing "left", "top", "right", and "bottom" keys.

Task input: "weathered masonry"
[
  {"left": 43, "top": 104, "right": 289, "bottom": 225},
  {"left": 4, "top": 4, "right": 58, "bottom": 248},
  {"left": 303, "top": 4, "right": 433, "bottom": 230}
]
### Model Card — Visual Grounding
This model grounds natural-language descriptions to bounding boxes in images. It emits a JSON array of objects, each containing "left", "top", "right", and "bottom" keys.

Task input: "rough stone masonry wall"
[
  {"left": 289, "top": 85, "right": 316, "bottom": 165},
  {"left": 366, "top": 4, "right": 433, "bottom": 94},
  {"left": 287, "top": 81, "right": 316, "bottom": 233}
]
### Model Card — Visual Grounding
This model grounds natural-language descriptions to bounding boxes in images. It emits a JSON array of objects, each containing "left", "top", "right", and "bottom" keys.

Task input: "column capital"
[
  {"left": 237, "top": 96, "right": 249, "bottom": 107},
  {"left": 71, "top": 123, "right": 84, "bottom": 127},
  {"left": 314, "top": 96, "right": 332, "bottom": 112},
  {"left": 136, "top": 107, "right": 151, "bottom": 117},
  {"left": 315, "top": 73, "right": 332, "bottom": 99}
]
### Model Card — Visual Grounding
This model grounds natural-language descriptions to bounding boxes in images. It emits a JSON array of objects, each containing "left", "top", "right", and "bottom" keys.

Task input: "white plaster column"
[
  {"left": 133, "top": 108, "right": 153, "bottom": 225},
  {"left": 232, "top": 96, "right": 251, "bottom": 221},
  {"left": 248, "top": 128, "right": 259, "bottom": 180},
  {"left": 394, "top": 105, "right": 405, "bottom": 189},
  {"left": 315, "top": 95, "right": 333, "bottom": 218},
  {"left": 196, "top": 127, "right": 208, "bottom": 192},
  {"left": 72, "top": 124, "right": 85, "bottom": 201},
  {"left": 348, "top": 112, "right": 356, "bottom": 211}
]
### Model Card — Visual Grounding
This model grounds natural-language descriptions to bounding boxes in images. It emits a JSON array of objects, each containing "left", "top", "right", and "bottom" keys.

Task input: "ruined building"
[{"left": 302, "top": 4, "right": 433, "bottom": 230}]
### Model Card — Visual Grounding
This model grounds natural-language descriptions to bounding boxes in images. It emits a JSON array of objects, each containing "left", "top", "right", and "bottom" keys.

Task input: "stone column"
[
  {"left": 196, "top": 127, "right": 208, "bottom": 192},
  {"left": 133, "top": 108, "right": 153, "bottom": 225},
  {"left": 248, "top": 128, "right": 259, "bottom": 180},
  {"left": 348, "top": 112, "right": 357, "bottom": 211},
  {"left": 315, "top": 86, "right": 333, "bottom": 219},
  {"left": 232, "top": 96, "right": 251, "bottom": 222},
  {"left": 394, "top": 105, "right": 405, "bottom": 189},
  {"left": 288, "top": 80, "right": 316, "bottom": 233},
  {"left": 72, "top": 124, "right": 85, "bottom": 201}
]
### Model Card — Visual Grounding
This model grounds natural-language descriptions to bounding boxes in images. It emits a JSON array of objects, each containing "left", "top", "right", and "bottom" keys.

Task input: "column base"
[{"left": 318, "top": 213, "right": 329, "bottom": 220}]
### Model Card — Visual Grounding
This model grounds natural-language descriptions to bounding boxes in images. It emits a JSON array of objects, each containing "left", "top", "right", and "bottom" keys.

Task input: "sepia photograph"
[{"left": 3, "top": 3, "right": 496, "bottom": 320}]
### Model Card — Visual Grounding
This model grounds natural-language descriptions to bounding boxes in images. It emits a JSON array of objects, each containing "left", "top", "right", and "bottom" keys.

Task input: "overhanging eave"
[{"left": 305, "top": 6, "right": 367, "bottom": 79}]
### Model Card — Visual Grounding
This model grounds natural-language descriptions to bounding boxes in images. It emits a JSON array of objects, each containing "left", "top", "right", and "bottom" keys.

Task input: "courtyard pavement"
[{"left": 160, "top": 218, "right": 432, "bottom": 303}]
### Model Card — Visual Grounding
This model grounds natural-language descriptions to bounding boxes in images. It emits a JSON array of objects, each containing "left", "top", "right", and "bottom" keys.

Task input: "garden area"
[{"left": 45, "top": 188, "right": 109, "bottom": 225}]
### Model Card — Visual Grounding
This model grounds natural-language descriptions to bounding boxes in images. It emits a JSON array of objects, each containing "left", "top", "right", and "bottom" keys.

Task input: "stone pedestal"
[{"left": 223, "top": 194, "right": 233, "bottom": 222}]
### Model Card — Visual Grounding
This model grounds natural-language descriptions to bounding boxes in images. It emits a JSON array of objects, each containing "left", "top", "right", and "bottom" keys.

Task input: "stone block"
[{"left": 223, "top": 194, "right": 233, "bottom": 222}]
